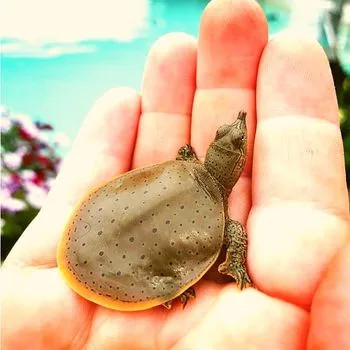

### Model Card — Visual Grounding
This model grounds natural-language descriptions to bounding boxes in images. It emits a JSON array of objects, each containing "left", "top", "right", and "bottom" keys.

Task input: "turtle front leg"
[
  {"left": 176, "top": 144, "right": 199, "bottom": 162},
  {"left": 218, "top": 219, "right": 253, "bottom": 289}
]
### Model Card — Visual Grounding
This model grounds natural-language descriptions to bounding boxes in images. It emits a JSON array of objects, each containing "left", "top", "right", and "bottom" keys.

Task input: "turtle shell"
[{"left": 57, "top": 160, "right": 225, "bottom": 311}]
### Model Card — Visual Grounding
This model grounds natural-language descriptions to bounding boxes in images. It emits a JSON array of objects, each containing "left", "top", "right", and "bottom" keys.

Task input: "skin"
[{"left": 1, "top": 0, "right": 349, "bottom": 348}]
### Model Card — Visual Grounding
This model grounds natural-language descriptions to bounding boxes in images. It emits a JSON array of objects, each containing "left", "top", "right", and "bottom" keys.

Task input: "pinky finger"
[{"left": 307, "top": 242, "right": 350, "bottom": 349}]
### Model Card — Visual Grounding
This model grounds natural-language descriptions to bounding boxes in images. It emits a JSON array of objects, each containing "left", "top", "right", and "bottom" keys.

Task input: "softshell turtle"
[{"left": 57, "top": 111, "right": 253, "bottom": 311}]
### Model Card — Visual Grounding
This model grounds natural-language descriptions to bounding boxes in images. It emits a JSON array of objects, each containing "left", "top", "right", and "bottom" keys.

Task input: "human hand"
[{"left": 2, "top": 0, "right": 349, "bottom": 348}]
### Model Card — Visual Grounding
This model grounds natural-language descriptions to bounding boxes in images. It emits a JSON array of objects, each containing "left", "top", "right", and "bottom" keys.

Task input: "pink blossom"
[
  {"left": 21, "top": 170, "right": 36, "bottom": 181},
  {"left": 1, "top": 171, "right": 21, "bottom": 194},
  {"left": 3, "top": 152, "right": 22, "bottom": 170},
  {"left": 14, "top": 113, "right": 49, "bottom": 143},
  {"left": 0, "top": 107, "right": 12, "bottom": 132},
  {"left": 1, "top": 174, "right": 12, "bottom": 189},
  {"left": 1, "top": 187, "right": 11, "bottom": 199},
  {"left": 24, "top": 182, "right": 48, "bottom": 208},
  {"left": 1, "top": 197, "right": 27, "bottom": 212},
  {"left": 14, "top": 113, "right": 40, "bottom": 138}
]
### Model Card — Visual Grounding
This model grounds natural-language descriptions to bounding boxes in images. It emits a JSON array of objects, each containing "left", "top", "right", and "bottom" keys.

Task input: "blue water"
[
  {"left": 2, "top": 0, "right": 208, "bottom": 143},
  {"left": 2, "top": 0, "right": 347, "bottom": 146}
]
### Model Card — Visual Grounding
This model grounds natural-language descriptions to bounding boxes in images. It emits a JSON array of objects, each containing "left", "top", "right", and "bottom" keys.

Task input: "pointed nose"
[
  {"left": 236, "top": 111, "right": 246, "bottom": 129},
  {"left": 237, "top": 110, "right": 246, "bottom": 122}
]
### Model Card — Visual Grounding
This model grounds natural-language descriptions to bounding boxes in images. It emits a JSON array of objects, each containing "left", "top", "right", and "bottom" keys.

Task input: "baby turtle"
[{"left": 57, "top": 111, "right": 253, "bottom": 311}]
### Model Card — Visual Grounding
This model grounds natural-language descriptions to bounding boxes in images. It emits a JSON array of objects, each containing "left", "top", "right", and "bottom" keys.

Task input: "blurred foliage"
[
  {"left": 339, "top": 76, "right": 350, "bottom": 187},
  {"left": 1, "top": 110, "right": 65, "bottom": 260},
  {"left": 331, "top": 59, "right": 350, "bottom": 187}
]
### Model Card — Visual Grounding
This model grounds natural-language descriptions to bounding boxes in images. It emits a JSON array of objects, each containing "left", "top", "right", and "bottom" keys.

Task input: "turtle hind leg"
[
  {"left": 218, "top": 219, "right": 254, "bottom": 289},
  {"left": 176, "top": 144, "right": 199, "bottom": 162},
  {"left": 161, "top": 287, "right": 196, "bottom": 310}
]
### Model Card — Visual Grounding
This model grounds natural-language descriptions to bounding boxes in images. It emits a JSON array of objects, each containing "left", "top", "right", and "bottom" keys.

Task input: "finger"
[
  {"left": 192, "top": 0, "right": 268, "bottom": 222},
  {"left": 250, "top": 33, "right": 350, "bottom": 308},
  {"left": 132, "top": 33, "right": 197, "bottom": 167},
  {"left": 307, "top": 242, "right": 350, "bottom": 349},
  {"left": 5, "top": 88, "right": 141, "bottom": 267}
]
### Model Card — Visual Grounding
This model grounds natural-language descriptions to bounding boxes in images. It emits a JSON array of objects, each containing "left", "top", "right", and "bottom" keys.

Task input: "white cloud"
[
  {"left": 0, "top": 0, "right": 149, "bottom": 57},
  {"left": 1, "top": 41, "right": 96, "bottom": 57}
]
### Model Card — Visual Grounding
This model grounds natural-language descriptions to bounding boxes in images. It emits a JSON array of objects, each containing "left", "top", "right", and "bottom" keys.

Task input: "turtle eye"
[{"left": 231, "top": 133, "right": 245, "bottom": 146}]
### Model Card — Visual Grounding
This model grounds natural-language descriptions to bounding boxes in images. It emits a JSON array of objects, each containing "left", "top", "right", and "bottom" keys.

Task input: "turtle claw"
[
  {"left": 161, "top": 287, "right": 196, "bottom": 310},
  {"left": 218, "top": 261, "right": 253, "bottom": 290},
  {"left": 162, "top": 300, "right": 173, "bottom": 309},
  {"left": 180, "top": 287, "right": 196, "bottom": 309},
  {"left": 217, "top": 261, "right": 229, "bottom": 274}
]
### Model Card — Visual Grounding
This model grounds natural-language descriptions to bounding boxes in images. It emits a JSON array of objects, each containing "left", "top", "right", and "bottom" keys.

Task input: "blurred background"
[{"left": 1, "top": 0, "right": 349, "bottom": 261}]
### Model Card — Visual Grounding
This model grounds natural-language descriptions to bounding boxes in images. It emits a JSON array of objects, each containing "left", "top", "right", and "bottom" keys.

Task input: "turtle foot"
[
  {"left": 176, "top": 144, "right": 198, "bottom": 162},
  {"left": 218, "top": 261, "right": 253, "bottom": 290},
  {"left": 221, "top": 219, "right": 254, "bottom": 289},
  {"left": 161, "top": 287, "right": 196, "bottom": 310}
]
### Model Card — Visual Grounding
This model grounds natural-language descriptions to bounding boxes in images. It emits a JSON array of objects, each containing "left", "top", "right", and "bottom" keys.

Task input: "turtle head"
[{"left": 204, "top": 111, "right": 247, "bottom": 196}]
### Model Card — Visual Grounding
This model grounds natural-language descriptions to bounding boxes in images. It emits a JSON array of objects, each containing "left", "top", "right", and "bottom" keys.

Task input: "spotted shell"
[{"left": 57, "top": 160, "right": 225, "bottom": 311}]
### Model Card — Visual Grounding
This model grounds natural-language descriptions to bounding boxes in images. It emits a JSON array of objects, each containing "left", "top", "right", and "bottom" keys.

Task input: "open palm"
[{"left": 2, "top": 0, "right": 349, "bottom": 348}]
